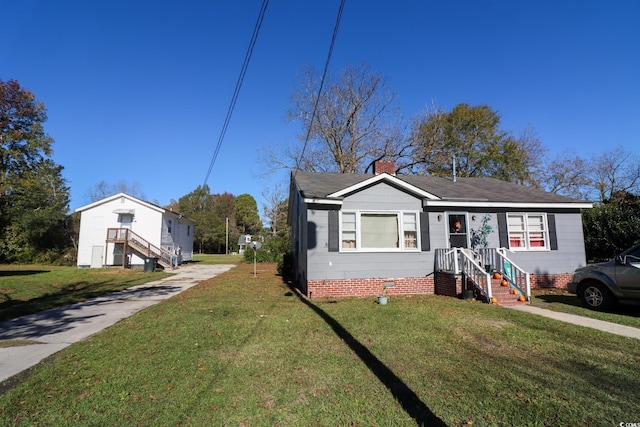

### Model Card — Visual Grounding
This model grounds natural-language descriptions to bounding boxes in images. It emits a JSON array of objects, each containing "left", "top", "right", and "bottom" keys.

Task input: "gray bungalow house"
[{"left": 287, "top": 161, "right": 592, "bottom": 303}]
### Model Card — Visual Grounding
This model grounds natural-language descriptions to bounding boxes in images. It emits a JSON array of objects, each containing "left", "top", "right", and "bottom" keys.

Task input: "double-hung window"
[
  {"left": 507, "top": 213, "right": 548, "bottom": 250},
  {"left": 341, "top": 211, "right": 419, "bottom": 251}
]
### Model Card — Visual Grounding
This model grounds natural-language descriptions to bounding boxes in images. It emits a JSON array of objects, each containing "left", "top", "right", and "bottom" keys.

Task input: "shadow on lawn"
[
  {"left": 287, "top": 285, "right": 445, "bottom": 426},
  {"left": 0, "top": 270, "right": 49, "bottom": 277}
]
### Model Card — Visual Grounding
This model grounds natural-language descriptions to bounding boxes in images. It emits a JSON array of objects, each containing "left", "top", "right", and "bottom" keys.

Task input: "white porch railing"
[
  {"left": 435, "top": 247, "right": 531, "bottom": 302},
  {"left": 435, "top": 248, "right": 492, "bottom": 301},
  {"left": 478, "top": 248, "right": 531, "bottom": 301}
]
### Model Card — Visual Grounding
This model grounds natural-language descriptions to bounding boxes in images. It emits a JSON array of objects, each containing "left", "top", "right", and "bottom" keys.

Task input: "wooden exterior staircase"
[{"left": 106, "top": 228, "right": 175, "bottom": 270}]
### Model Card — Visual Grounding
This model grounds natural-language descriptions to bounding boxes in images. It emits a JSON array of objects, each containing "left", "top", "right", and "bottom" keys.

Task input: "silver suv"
[{"left": 568, "top": 243, "right": 640, "bottom": 310}]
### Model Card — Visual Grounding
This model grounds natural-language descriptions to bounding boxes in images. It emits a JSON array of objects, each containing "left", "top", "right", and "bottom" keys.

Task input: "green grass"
[
  {"left": 0, "top": 265, "right": 172, "bottom": 322},
  {"left": 2, "top": 263, "right": 639, "bottom": 426},
  {"left": 192, "top": 253, "right": 242, "bottom": 265},
  {"left": 531, "top": 288, "right": 640, "bottom": 329}
]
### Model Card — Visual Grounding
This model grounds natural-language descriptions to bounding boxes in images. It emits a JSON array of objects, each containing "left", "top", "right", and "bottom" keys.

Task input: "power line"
[
  {"left": 202, "top": 0, "right": 270, "bottom": 188},
  {"left": 295, "top": 0, "right": 346, "bottom": 174}
]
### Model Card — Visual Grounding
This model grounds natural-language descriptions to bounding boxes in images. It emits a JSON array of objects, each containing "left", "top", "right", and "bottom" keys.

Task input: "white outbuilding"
[{"left": 75, "top": 193, "right": 194, "bottom": 269}]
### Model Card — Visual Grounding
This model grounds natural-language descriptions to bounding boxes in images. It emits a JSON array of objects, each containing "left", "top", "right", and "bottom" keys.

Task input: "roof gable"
[
  {"left": 328, "top": 173, "right": 440, "bottom": 200},
  {"left": 75, "top": 193, "right": 166, "bottom": 213}
]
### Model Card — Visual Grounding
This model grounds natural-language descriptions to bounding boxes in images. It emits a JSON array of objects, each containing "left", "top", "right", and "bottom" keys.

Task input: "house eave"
[
  {"left": 303, "top": 198, "right": 343, "bottom": 206},
  {"left": 423, "top": 200, "right": 593, "bottom": 209}
]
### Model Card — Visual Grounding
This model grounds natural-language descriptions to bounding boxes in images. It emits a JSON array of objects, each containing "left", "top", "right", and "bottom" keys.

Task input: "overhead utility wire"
[
  {"left": 295, "top": 0, "right": 346, "bottom": 174},
  {"left": 202, "top": 0, "right": 269, "bottom": 188}
]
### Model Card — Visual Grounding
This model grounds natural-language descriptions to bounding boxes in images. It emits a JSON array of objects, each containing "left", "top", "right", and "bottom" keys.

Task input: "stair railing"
[
  {"left": 478, "top": 247, "right": 530, "bottom": 301},
  {"left": 434, "top": 248, "right": 459, "bottom": 274},
  {"left": 106, "top": 228, "right": 175, "bottom": 269},
  {"left": 458, "top": 249, "right": 492, "bottom": 301},
  {"left": 435, "top": 248, "right": 492, "bottom": 301}
]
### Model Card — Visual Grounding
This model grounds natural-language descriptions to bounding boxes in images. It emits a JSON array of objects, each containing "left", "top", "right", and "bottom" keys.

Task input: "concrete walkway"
[
  {"left": 0, "top": 264, "right": 235, "bottom": 384},
  {"left": 510, "top": 304, "right": 640, "bottom": 340}
]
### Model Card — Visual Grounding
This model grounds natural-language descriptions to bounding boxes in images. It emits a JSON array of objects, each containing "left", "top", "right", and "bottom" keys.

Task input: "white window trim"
[
  {"left": 339, "top": 210, "right": 421, "bottom": 253},
  {"left": 507, "top": 212, "right": 550, "bottom": 251}
]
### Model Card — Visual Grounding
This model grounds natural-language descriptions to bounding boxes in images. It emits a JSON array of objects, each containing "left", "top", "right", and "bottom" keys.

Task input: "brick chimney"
[{"left": 374, "top": 160, "right": 396, "bottom": 176}]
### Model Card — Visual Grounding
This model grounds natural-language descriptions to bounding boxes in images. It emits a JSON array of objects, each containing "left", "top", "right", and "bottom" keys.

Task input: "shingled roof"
[{"left": 292, "top": 170, "right": 589, "bottom": 205}]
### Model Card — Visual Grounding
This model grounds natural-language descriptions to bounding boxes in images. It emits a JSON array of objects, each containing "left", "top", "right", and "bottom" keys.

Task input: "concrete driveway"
[{"left": 0, "top": 264, "right": 235, "bottom": 384}]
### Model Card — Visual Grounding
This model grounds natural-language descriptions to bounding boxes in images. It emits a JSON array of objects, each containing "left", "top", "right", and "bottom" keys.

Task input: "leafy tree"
[
  {"left": 211, "top": 192, "right": 236, "bottom": 254},
  {"left": 0, "top": 79, "right": 70, "bottom": 262},
  {"left": 172, "top": 187, "right": 262, "bottom": 254},
  {"left": 582, "top": 192, "right": 640, "bottom": 262},
  {"left": 234, "top": 193, "right": 262, "bottom": 235},
  {"left": 173, "top": 185, "right": 216, "bottom": 254},
  {"left": 264, "top": 63, "right": 403, "bottom": 174},
  {"left": 409, "top": 103, "right": 545, "bottom": 185}
]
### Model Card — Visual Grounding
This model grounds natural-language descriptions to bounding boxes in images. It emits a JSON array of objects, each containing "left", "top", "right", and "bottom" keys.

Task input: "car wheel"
[{"left": 579, "top": 281, "right": 613, "bottom": 310}]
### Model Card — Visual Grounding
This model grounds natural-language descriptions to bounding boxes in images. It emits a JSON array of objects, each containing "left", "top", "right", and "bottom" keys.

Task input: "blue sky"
[{"left": 3, "top": 1, "right": 639, "bottom": 215}]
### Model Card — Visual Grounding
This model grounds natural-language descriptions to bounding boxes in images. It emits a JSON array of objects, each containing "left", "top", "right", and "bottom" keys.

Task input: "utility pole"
[{"left": 225, "top": 217, "right": 229, "bottom": 255}]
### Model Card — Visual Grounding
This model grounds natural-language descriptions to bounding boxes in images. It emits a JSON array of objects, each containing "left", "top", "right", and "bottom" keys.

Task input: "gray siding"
[
  {"left": 505, "top": 212, "right": 587, "bottom": 274},
  {"left": 295, "top": 177, "right": 588, "bottom": 284},
  {"left": 341, "top": 182, "right": 419, "bottom": 211},
  {"left": 306, "top": 184, "right": 436, "bottom": 281}
]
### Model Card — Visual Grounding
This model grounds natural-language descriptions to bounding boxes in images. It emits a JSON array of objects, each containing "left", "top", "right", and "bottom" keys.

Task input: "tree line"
[{"left": 2, "top": 70, "right": 639, "bottom": 264}]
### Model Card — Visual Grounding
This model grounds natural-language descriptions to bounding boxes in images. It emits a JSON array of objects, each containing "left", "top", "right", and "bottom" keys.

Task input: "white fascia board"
[
  {"left": 75, "top": 192, "right": 165, "bottom": 214},
  {"left": 423, "top": 200, "right": 593, "bottom": 209},
  {"left": 303, "top": 198, "right": 344, "bottom": 206},
  {"left": 328, "top": 173, "right": 440, "bottom": 200}
]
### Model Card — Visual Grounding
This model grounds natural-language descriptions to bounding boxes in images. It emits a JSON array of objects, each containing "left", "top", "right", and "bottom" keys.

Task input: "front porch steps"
[{"left": 490, "top": 277, "right": 529, "bottom": 306}]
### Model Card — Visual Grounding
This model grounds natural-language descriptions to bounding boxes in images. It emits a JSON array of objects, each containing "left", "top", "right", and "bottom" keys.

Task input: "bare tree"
[
  {"left": 536, "top": 150, "right": 592, "bottom": 199},
  {"left": 262, "top": 181, "right": 288, "bottom": 236},
  {"left": 264, "top": 63, "right": 404, "bottom": 175},
  {"left": 589, "top": 146, "right": 640, "bottom": 202},
  {"left": 86, "top": 180, "right": 147, "bottom": 202}
]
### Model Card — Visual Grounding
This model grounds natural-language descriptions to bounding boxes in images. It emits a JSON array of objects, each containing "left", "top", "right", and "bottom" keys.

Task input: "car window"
[
  {"left": 626, "top": 247, "right": 640, "bottom": 267},
  {"left": 628, "top": 255, "right": 640, "bottom": 267}
]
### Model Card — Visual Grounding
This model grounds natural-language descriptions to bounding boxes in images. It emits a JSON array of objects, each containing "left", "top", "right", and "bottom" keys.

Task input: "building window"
[
  {"left": 507, "top": 213, "right": 548, "bottom": 250},
  {"left": 341, "top": 212, "right": 356, "bottom": 249},
  {"left": 118, "top": 214, "right": 133, "bottom": 225},
  {"left": 187, "top": 225, "right": 190, "bottom": 236},
  {"left": 168, "top": 220, "right": 172, "bottom": 233},
  {"left": 340, "top": 211, "right": 419, "bottom": 251},
  {"left": 403, "top": 212, "right": 418, "bottom": 249}
]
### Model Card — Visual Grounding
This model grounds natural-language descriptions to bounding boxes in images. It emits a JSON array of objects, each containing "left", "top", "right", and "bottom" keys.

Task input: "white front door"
[{"left": 90, "top": 246, "right": 103, "bottom": 268}]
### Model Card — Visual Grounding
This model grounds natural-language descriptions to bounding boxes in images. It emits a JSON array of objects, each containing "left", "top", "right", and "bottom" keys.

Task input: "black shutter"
[
  {"left": 328, "top": 210, "right": 339, "bottom": 252},
  {"left": 420, "top": 212, "right": 430, "bottom": 252},
  {"left": 497, "top": 213, "right": 509, "bottom": 248},
  {"left": 548, "top": 214, "right": 558, "bottom": 251}
]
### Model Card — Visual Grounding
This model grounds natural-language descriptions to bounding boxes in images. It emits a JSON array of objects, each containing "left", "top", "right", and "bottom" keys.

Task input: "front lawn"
[
  {"left": 0, "top": 265, "right": 172, "bottom": 322},
  {"left": 2, "top": 263, "right": 639, "bottom": 426},
  {"left": 192, "top": 253, "right": 242, "bottom": 265}
]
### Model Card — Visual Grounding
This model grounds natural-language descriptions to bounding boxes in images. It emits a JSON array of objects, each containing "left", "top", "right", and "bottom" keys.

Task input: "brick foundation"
[
  {"left": 434, "top": 272, "right": 462, "bottom": 297},
  {"left": 304, "top": 273, "right": 572, "bottom": 298},
  {"left": 529, "top": 273, "right": 573, "bottom": 289},
  {"left": 306, "top": 276, "right": 434, "bottom": 298}
]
